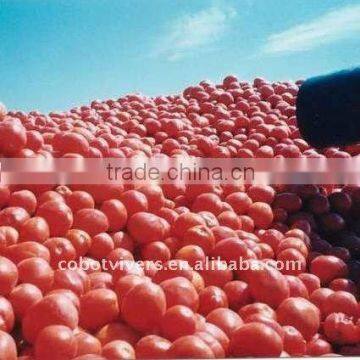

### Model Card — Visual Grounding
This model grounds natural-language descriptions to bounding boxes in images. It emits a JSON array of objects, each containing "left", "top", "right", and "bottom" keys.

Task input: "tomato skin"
[
  {"left": 74, "top": 330, "right": 102, "bottom": 356},
  {"left": 0, "top": 296, "right": 14, "bottom": 333},
  {"left": 0, "top": 330, "right": 17, "bottom": 360},
  {"left": 102, "top": 340, "right": 135, "bottom": 360},
  {"left": 306, "top": 337, "right": 333, "bottom": 356},
  {"left": 127, "top": 212, "right": 166, "bottom": 245},
  {"left": 322, "top": 290, "right": 359, "bottom": 319},
  {"left": 22, "top": 293, "right": 79, "bottom": 343},
  {"left": 276, "top": 297, "right": 320, "bottom": 340},
  {"left": 310, "top": 255, "right": 348, "bottom": 285},
  {"left": 100, "top": 199, "right": 127, "bottom": 232},
  {"left": 135, "top": 335, "right": 171, "bottom": 359},
  {"left": 198, "top": 286, "right": 228, "bottom": 316},
  {"left": 206, "top": 308, "right": 243, "bottom": 337},
  {"left": 96, "top": 322, "right": 140, "bottom": 347},
  {"left": 182, "top": 225, "right": 215, "bottom": 254},
  {"left": 66, "top": 229, "right": 92, "bottom": 257},
  {"left": 79, "top": 289, "right": 119, "bottom": 331},
  {"left": 167, "top": 335, "right": 215, "bottom": 359},
  {"left": 17, "top": 257, "right": 54, "bottom": 293},
  {"left": 246, "top": 260, "right": 290, "bottom": 308},
  {"left": 73, "top": 208, "right": 109, "bottom": 236},
  {"left": 121, "top": 282, "right": 166, "bottom": 332},
  {"left": 323, "top": 312, "right": 359, "bottom": 345},
  {"left": 44, "top": 237, "right": 76, "bottom": 268},
  {"left": 282, "top": 325, "right": 306, "bottom": 356},
  {"left": 34, "top": 325, "right": 77, "bottom": 360},
  {"left": 160, "top": 305, "right": 197, "bottom": 341},
  {"left": 66, "top": 191, "right": 95, "bottom": 213},
  {"left": 230, "top": 322, "right": 283, "bottom": 357},
  {"left": 160, "top": 276, "right": 199, "bottom": 311},
  {"left": 171, "top": 212, "right": 205, "bottom": 239},
  {"left": 19, "top": 217, "right": 50, "bottom": 243},
  {"left": 195, "top": 331, "right": 225, "bottom": 358},
  {"left": 0, "top": 118, "right": 27, "bottom": 156},
  {"left": 8, "top": 283, "right": 42, "bottom": 320},
  {"left": 36, "top": 200, "right": 73, "bottom": 236},
  {"left": 0, "top": 206, "right": 30, "bottom": 230},
  {"left": 0, "top": 256, "right": 18, "bottom": 295},
  {"left": 223, "top": 281, "right": 251, "bottom": 311}
]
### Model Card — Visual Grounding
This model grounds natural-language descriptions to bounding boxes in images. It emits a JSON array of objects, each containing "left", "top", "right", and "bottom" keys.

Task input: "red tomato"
[
  {"left": 96, "top": 322, "right": 140, "bottom": 347},
  {"left": 66, "top": 191, "right": 95, "bottom": 213},
  {"left": 223, "top": 281, "right": 251, "bottom": 311},
  {"left": 282, "top": 325, "right": 306, "bottom": 356},
  {"left": 322, "top": 291, "right": 359, "bottom": 319},
  {"left": 245, "top": 260, "right": 290, "bottom": 308},
  {"left": 323, "top": 312, "right": 359, "bottom": 345},
  {"left": 310, "top": 255, "right": 348, "bottom": 285},
  {"left": 74, "top": 330, "right": 102, "bottom": 356},
  {"left": 127, "top": 212, "right": 165, "bottom": 245},
  {"left": 66, "top": 229, "right": 92, "bottom": 257},
  {"left": 34, "top": 325, "right": 77, "bottom": 360},
  {"left": 239, "top": 303, "right": 277, "bottom": 321},
  {"left": 0, "top": 118, "right": 27, "bottom": 155},
  {"left": 100, "top": 199, "right": 127, "bottom": 232},
  {"left": 0, "top": 330, "right": 17, "bottom": 360},
  {"left": 167, "top": 335, "right": 215, "bottom": 358},
  {"left": 171, "top": 212, "right": 205, "bottom": 239},
  {"left": 22, "top": 293, "right": 79, "bottom": 343},
  {"left": 161, "top": 305, "right": 197, "bottom": 340},
  {"left": 182, "top": 225, "right": 215, "bottom": 254},
  {"left": 8, "top": 283, "right": 42, "bottom": 319},
  {"left": 36, "top": 201, "right": 73, "bottom": 236},
  {"left": 0, "top": 256, "right": 18, "bottom": 295},
  {"left": 18, "top": 217, "right": 50, "bottom": 243},
  {"left": 121, "top": 282, "right": 166, "bottom": 332},
  {"left": 73, "top": 208, "right": 109, "bottom": 236},
  {"left": 0, "top": 296, "right": 14, "bottom": 332},
  {"left": 175, "top": 245, "right": 205, "bottom": 267},
  {"left": 135, "top": 335, "right": 171, "bottom": 359},
  {"left": 141, "top": 241, "right": 171, "bottom": 263},
  {"left": 276, "top": 297, "right": 320, "bottom": 340},
  {"left": 206, "top": 308, "right": 243, "bottom": 337},
  {"left": 79, "top": 289, "right": 119, "bottom": 331},
  {"left": 44, "top": 237, "right": 76, "bottom": 268},
  {"left": 230, "top": 322, "right": 283, "bottom": 357},
  {"left": 9, "top": 190, "right": 37, "bottom": 215},
  {"left": 198, "top": 286, "right": 228, "bottom": 316},
  {"left": 102, "top": 340, "right": 135, "bottom": 360},
  {"left": 0, "top": 207, "right": 30, "bottom": 230},
  {"left": 119, "top": 190, "right": 148, "bottom": 217}
]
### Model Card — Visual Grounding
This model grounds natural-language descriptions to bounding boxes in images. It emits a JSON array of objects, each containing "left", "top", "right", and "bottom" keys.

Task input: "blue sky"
[{"left": 0, "top": 0, "right": 359, "bottom": 112}]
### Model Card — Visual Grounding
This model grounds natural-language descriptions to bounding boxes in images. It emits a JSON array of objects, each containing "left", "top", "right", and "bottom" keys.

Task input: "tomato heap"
[{"left": 0, "top": 75, "right": 359, "bottom": 359}]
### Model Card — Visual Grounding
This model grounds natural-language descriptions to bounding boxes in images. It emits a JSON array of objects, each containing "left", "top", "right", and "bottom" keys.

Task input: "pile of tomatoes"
[{"left": 0, "top": 75, "right": 359, "bottom": 359}]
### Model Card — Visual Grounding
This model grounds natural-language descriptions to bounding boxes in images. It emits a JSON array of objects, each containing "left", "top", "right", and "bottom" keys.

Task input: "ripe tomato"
[
  {"left": 8, "top": 283, "right": 42, "bottom": 319},
  {"left": 135, "top": 335, "right": 171, "bottom": 359},
  {"left": 96, "top": 322, "right": 140, "bottom": 347},
  {"left": 34, "top": 325, "right": 77, "bottom": 360},
  {"left": 36, "top": 201, "right": 73, "bottom": 236},
  {"left": 310, "top": 255, "right": 348, "bottom": 285},
  {"left": 161, "top": 305, "right": 197, "bottom": 340},
  {"left": 282, "top": 325, "right": 306, "bottom": 356},
  {"left": 0, "top": 296, "right": 14, "bottom": 332},
  {"left": 127, "top": 212, "right": 165, "bottom": 245},
  {"left": 198, "top": 286, "right": 228, "bottom": 316},
  {"left": 18, "top": 217, "right": 50, "bottom": 243},
  {"left": 121, "top": 282, "right": 166, "bottom": 332},
  {"left": 206, "top": 308, "right": 243, "bottom": 337},
  {"left": 0, "top": 256, "right": 18, "bottom": 295},
  {"left": 0, "top": 207, "right": 30, "bottom": 230},
  {"left": 276, "top": 297, "right": 320, "bottom": 340},
  {"left": 22, "top": 293, "right": 79, "bottom": 343},
  {"left": 66, "top": 191, "right": 95, "bottom": 213},
  {"left": 0, "top": 330, "right": 17, "bottom": 360},
  {"left": 167, "top": 335, "right": 215, "bottom": 358},
  {"left": 79, "top": 289, "right": 119, "bottom": 331},
  {"left": 230, "top": 322, "right": 283, "bottom": 357},
  {"left": 100, "top": 199, "right": 127, "bottom": 232},
  {"left": 73, "top": 208, "right": 109, "bottom": 236},
  {"left": 74, "top": 330, "right": 102, "bottom": 356},
  {"left": 102, "top": 340, "right": 135, "bottom": 359}
]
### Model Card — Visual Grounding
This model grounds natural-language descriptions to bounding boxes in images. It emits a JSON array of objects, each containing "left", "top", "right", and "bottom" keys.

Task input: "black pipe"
[{"left": 296, "top": 67, "right": 360, "bottom": 148}]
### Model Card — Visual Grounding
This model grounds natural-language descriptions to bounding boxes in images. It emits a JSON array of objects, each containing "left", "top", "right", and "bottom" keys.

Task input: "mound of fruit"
[{"left": 0, "top": 75, "right": 359, "bottom": 359}]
